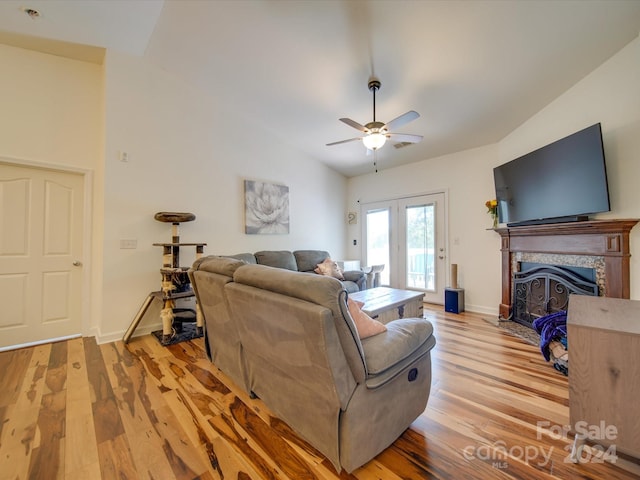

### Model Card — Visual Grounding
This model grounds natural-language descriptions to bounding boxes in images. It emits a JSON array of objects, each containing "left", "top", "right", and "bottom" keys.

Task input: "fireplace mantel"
[{"left": 495, "top": 219, "right": 638, "bottom": 319}]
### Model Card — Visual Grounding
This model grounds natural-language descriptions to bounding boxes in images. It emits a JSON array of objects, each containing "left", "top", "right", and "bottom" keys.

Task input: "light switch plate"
[{"left": 120, "top": 239, "right": 137, "bottom": 249}]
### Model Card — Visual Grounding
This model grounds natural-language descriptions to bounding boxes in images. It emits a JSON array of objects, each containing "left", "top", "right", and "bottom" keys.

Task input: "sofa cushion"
[
  {"left": 294, "top": 250, "right": 331, "bottom": 272},
  {"left": 315, "top": 257, "right": 345, "bottom": 280},
  {"left": 228, "top": 252, "right": 257, "bottom": 264},
  {"left": 347, "top": 298, "right": 386, "bottom": 339},
  {"left": 254, "top": 250, "right": 297, "bottom": 270}
]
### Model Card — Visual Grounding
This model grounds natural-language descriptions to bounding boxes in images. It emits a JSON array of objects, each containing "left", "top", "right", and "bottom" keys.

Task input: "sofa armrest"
[
  {"left": 342, "top": 270, "right": 366, "bottom": 290},
  {"left": 191, "top": 255, "right": 246, "bottom": 276},
  {"left": 361, "top": 317, "right": 436, "bottom": 388}
]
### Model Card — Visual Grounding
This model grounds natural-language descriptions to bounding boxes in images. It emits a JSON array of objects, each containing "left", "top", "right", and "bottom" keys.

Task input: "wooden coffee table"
[{"left": 350, "top": 287, "right": 424, "bottom": 324}]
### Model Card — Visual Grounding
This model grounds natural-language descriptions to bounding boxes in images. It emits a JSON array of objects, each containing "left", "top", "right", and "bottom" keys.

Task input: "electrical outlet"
[{"left": 120, "top": 239, "right": 137, "bottom": 249}]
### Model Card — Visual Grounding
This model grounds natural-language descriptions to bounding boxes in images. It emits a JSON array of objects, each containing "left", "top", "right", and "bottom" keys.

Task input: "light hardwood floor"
[{"left": 1, "top": 305, "right": 638, "bottom": 479}]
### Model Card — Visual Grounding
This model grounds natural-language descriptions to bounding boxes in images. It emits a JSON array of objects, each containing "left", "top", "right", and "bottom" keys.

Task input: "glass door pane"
[
  {"left": 406, "top": 203, "right": 435, "bottom": 290},
  {"left": 365, "top": 207, "right": 390, "bottom": 286},
  {"left": 397, "top": 192, "right": 446, "bottom": 304}
]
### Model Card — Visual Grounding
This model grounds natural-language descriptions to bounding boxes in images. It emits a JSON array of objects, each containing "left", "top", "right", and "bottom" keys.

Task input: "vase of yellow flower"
[{"left": 486, "top": 199, "right": 498, "bottom": 229}]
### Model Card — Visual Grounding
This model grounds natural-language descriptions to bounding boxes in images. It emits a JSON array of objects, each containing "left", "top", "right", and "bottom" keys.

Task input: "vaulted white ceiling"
[{"left": 2, "top": 0, "right": 640, "bottom": 176}]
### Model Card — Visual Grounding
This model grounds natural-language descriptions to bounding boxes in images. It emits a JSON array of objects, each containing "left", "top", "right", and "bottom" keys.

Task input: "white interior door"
[
  {"left": 0, "top": 163, "right": 84, "bottom": 349},
  {"left": 362, "top": 192, "right": 446, "bottom": 304}
]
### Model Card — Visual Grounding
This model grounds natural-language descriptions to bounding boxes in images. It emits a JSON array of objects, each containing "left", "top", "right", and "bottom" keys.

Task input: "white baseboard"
[
  {"left": 465, "top": 303, "right": 499, "bottom": 317},
  {"left": 0, "top": 333, "right": 82, "bottom": 352},
  {"left": 96, "top": 323, "right": 162, "bottom": 345}
]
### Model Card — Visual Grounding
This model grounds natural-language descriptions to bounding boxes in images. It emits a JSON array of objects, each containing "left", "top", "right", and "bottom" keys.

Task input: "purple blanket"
[{"left": 532, "top": 310, "right": 567, "bottom": 361}]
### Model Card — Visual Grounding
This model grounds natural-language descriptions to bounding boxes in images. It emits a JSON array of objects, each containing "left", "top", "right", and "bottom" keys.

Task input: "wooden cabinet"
[{"left": 567, "top": 294, "right": 640, "bottom": 460}]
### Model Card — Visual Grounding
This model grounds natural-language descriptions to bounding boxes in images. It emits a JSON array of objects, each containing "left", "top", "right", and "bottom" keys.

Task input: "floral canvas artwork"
[{"left": 244, "top": 180, "right": 290, "bottom": 234}]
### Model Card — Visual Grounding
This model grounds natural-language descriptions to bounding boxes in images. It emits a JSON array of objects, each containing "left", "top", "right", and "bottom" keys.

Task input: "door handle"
[{"left": 73, "top": 260, "right": 83, "bottom": 266}]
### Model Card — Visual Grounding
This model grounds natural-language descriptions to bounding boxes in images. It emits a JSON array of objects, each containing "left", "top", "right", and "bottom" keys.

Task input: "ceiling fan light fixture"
[
  {"left": 327, "top": 78, "right": 421, "bottom": 155},
  {"left": 363, "top": 132, "right": 387, "bottom": 150}
]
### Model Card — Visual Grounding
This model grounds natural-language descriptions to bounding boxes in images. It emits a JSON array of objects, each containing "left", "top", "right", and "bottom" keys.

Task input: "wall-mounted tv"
[{"left": 493, "top": 123, "right": 610, "bottom": 227}]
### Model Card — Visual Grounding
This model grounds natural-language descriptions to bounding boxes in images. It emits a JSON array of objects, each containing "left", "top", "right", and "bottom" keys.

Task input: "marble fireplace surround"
[{"left": 495, "top": 219, "right": 638, "bottom": 320}]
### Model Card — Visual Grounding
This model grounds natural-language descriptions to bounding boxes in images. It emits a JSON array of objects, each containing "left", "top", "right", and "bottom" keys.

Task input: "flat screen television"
[{"left": 493, "top": 123, "right": 610, "bottom": 227}]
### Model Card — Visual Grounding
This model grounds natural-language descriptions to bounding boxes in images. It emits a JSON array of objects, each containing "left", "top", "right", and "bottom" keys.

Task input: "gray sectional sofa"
[
  {"left": 189, "top": 254, "right": 436, "bottom": 473},
  {"left": 226, "top": 249, "right": 366, "bottom": 292}
]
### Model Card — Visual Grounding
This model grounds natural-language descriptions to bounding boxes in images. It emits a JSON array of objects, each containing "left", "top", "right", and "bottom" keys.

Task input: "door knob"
[{"left": 73, "top": 260, "right": 82, "bottom": 266}]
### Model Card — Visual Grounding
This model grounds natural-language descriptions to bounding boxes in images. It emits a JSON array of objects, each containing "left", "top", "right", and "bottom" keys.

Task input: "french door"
[{"left": 361, "top": 192, "right": 446, "bottom": 304}]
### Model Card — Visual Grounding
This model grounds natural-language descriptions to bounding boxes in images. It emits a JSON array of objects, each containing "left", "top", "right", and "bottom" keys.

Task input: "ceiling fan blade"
[
  {"left": 326, "top": 137, "right": 363, "bottom": 146},
  {"left": 387, "top": 133, "right": 423, "bottom": 143},
  {"left": 384, "top": 110, "right": 420, "bottom": 131},
  {"left": 339, "top": 118, "right": 368, "bottom": 132}
]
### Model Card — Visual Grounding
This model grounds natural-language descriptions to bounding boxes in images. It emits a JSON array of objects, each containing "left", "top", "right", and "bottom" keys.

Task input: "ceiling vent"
[{"left": 393, "top": 141, "right": 414, "bottom": 149}]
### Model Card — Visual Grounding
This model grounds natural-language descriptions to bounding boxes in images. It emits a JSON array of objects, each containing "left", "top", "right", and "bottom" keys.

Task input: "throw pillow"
[
  {"left": 314, "top": 257, "right": 345, "bottom": 280},
  {"left": 347, "top": 297, "right": 387, "bottom": 339}
]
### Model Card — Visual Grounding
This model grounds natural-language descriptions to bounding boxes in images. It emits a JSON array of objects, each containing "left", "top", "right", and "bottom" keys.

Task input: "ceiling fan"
[{"left": 326, "top": 78, "right": 423, "bottom": 152}]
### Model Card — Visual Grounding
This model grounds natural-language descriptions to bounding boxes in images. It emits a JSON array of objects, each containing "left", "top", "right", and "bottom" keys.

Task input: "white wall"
[
  {"left": 3, "top": 31, "right": 637, "bottom": 341},
  {"left": 347, "top": 144, "right": 501, "bottom": 315},
  {"left": 0, "top": 44, "right": 105, "bottom": 337},
  {"left": 102, "top": 51, "right": 348, "bottom": 340},
  {"left": 500, "top": 35, "right": 640, "bottom": 298},
  {"left": 0, "top": 45, "right": 349, "bottom": 344},
  {"left": 0, "top": 45, "right": 103, "bottom": 167},
  {"left": 348, "top": 34, "right": 640, "bottom": 313}
]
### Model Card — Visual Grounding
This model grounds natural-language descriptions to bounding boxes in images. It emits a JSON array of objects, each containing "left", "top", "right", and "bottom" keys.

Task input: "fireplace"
[
  {"left": 511, "top": 263, "right": 598, "bottom": 327},
  {"left": 496, "top": 219, "right": 638, "bottom": 322}
]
